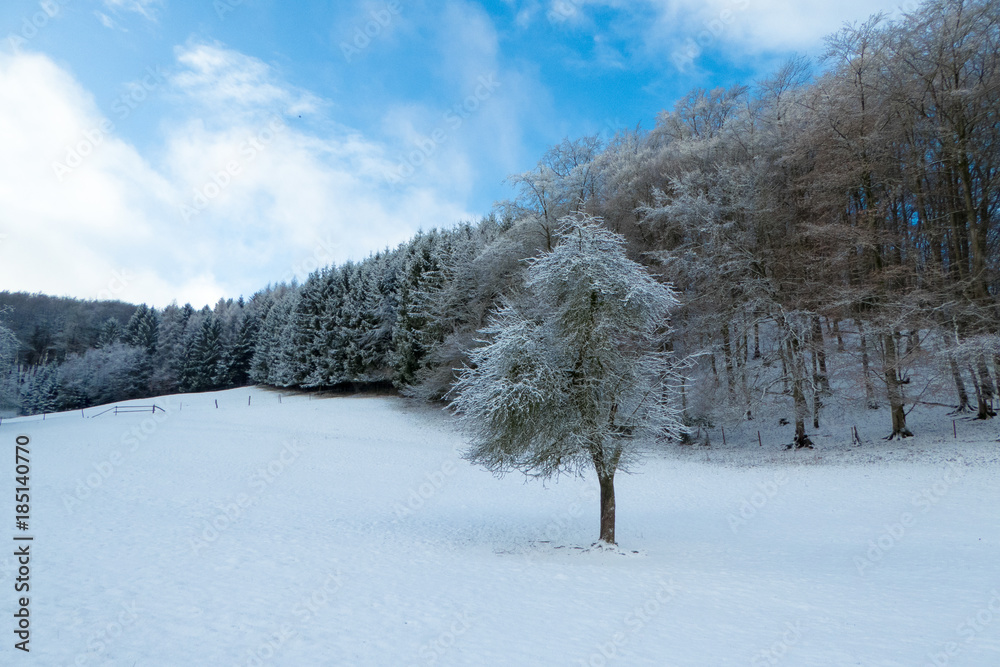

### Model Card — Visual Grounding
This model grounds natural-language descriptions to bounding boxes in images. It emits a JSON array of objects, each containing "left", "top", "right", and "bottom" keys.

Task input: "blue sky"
[{"left": 0, "top": 0, "right": 908, "bottom": 308}]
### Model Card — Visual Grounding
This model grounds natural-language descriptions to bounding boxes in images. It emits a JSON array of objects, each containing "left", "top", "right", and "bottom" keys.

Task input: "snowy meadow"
[{"left": 2, "top": 387, "right": 997, "bottom": 666}]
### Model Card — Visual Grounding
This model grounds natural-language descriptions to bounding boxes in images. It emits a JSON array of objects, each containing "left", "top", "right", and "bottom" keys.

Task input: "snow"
[{"left": 1, "top": 386, "right": 999, "bottom": 666}]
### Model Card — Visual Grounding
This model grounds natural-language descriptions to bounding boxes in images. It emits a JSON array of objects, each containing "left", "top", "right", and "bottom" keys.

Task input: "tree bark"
[
  {"left": 857, "top": 319, "right": 878, "bottom": 409},
  {"left": 948, "top": 352, "right": 971, "bottom": 413},
  {"left": 780, "top": 351, "right": 789, "bottom": 394},
  {"left": 975, "top": 354, "right": 995, "bottom": 420},
  {"left": 786, "top": 333, "right": 812, "bottom": 448},
  {"left": 722, "top": 321, "right": 735, "bottom": 393},
  {"left": 884, "top": 332, "right": 913, "bottom": 439},
  {"left": 970, "top": 362, "right": 996, "bottom": 420},
  {"left": 598, "top": 470, "right": 616, "bottom": 545},
  {"left": 812, "top": 315, "right": 830, "bottom": 392}
]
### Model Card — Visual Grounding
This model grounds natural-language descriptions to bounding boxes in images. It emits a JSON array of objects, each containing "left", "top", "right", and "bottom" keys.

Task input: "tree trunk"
[
  {"left": 812, "top": 375, "right": 821, "bottom": 429},
  {"left": 598, "top": 471, "right": 616, "bottom": 545},
  {"left": 833, "top": 319, "right": 844, "bottom": 352},
  {"left": 857, "top": 319, "right": 877, "bottom": 409},
  {"left": 780, "top": 352, "right": 789, "bottom": 394},
  {"left": 680, "top": 379, "right": 688, "bottom": 422},
  {"left": 884, "top": 332, "right": 913, "bottom": 439},
  {"left": 948, "top": 352, "right": 971, "bottom": 413},
  {"left": 812, "top": 316, "right": 830, "bottom": 392},
  {"left": 753, "top": 321, "right": 761, "bottom": 359},
  {"left": 786, "top": 333, "right": 812, "bottom": 448},
  {"left": 722, "top": 322, "right": 735, "bottom": 393},
  {"left": 975, "top": 354, "right": 995, "bottom": 419},
  {"left": 970, "top": 363, "right": 996, "bottom": 420}
]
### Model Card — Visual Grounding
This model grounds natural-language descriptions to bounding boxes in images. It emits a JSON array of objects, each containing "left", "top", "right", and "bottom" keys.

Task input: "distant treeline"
[{"left": 1, "top": 0, "right": 997, "bottom": 439}]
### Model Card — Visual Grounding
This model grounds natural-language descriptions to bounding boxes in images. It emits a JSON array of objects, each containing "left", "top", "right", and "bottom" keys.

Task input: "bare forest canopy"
[{"left": 1, "top": 0, "right": 998, "bottom": 441}]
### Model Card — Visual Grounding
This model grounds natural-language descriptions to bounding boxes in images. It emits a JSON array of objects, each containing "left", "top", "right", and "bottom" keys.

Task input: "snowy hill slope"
[{"left": 1, "top": 387, "right": 998, "bottom": 666}]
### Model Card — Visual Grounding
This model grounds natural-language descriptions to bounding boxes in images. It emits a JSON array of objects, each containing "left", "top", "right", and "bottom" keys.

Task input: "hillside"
[{"left": 1, "top": 388, "right": 997, "bottom": 665}]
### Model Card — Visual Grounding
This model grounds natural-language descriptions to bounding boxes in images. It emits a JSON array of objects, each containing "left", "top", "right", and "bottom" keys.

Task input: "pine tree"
[
  {"left": 97, "top": 317, "right": 123, "bottom": 348},
  {"left": 0, "top": 316, "right": 19, "bottom": 410},
  {"left": 21, "top": 364, "right": 60, "bottom": 416},
  {"left": 125, "top": 304, "right": 159, "bottom": 354},
  {"left": 183, "top": 315, "right": 224, "bottom": 392},
  {"left": 391, "top": 231, "right": 441, "bottom": 387},
  {"left": 224, "top": 314, "right": 258, "bottom": 387}
]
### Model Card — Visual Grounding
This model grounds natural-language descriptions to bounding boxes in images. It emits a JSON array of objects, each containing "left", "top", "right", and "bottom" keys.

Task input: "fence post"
[
  {"left": 215, "top": 399, "right": 218, "bottom": 409},
  {"left": 721, "top": 426, "right": 726, "bottom": 447},
  {"left": 248, "top": 395, "right": 251, "bottom": 407},
  {"left": 757, "top": 431, "right": 762, "bottom": 447}
]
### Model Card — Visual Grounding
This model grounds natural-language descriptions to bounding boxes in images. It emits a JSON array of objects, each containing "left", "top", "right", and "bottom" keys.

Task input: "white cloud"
[
  {"left": 94, "top": 11, "right": 118, "bottom": 30},
  {"left": 170, "top": 42, "right": 321, "bottom": 120},
  {"left": 0, "top": 45, "right": 474, "bottom": 308},
  {"left": 538, "top": 0, "right": 908, "bottom": 66},
  {"left": 644, "top": 0, "right": 908, "bottom": 54},
  {"left": 375, "top": 2, "right": 553, "bottom": 201},
  {"left": 102, "top": 0, "right": 161, "bottom": 22}
]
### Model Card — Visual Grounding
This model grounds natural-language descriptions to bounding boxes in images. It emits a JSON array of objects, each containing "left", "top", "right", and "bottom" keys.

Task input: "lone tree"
[{"left": 449, "top": 216, "right": 686, "bottom": 545}]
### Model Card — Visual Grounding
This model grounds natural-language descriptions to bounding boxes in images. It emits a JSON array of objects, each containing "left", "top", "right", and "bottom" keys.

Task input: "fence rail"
[{"left": 88, "top": 405, "right": 165, "bottom": 418}]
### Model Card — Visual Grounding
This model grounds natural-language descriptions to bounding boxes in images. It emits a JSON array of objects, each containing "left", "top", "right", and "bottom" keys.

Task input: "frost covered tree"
[
  {"left": 20, "top": 364, "right": 60, "bottom": 415},
  {"left": 125, "top": 304, "right": 159, "bottom": 354},
  {"left": 0, "top": 316, "right": 19, "bottom": 410},
  {"left": 182, "top": 314, "right": 225, "bottom": 392},
  {"left": 97, "top": 317, "right": 123, "bottom": 348},
  {"left": 449, "top": 216, "right": 686, "bottom": 545},
  {"left": 223, "top": 314, "right": 258, "bottom": 387},
  {"left": 57, "top": 343, "right": 148, "bottom": 408}
]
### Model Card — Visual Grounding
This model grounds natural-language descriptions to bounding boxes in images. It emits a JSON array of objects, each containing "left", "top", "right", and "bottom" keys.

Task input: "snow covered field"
[{"left": 1, "top": 387, "right": 998, "bottom": 666}]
